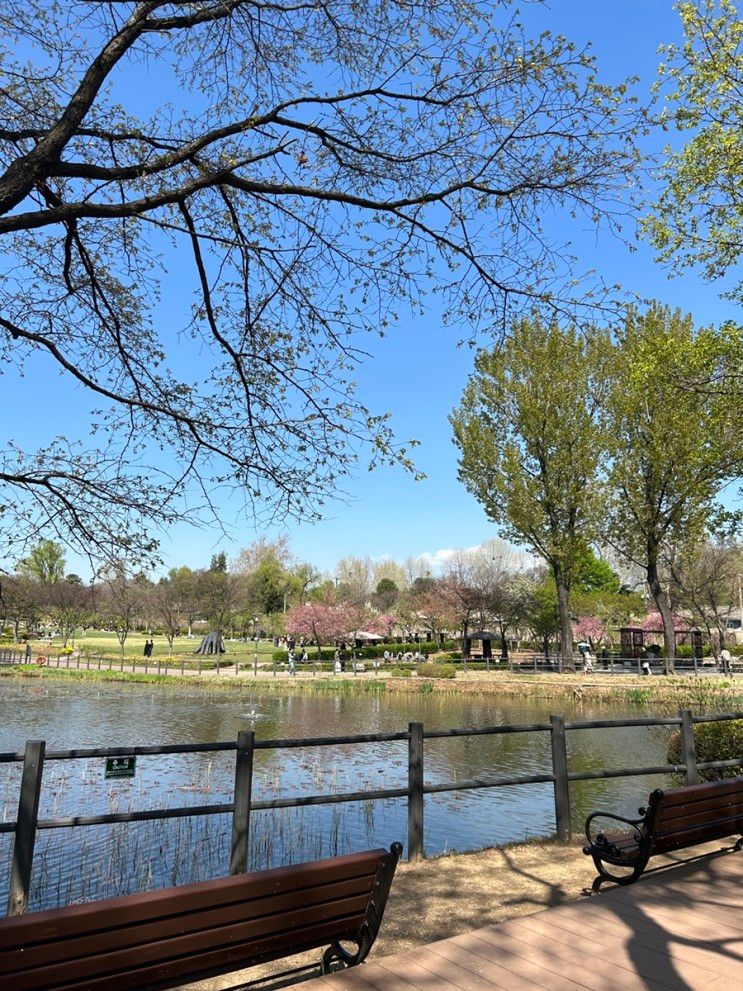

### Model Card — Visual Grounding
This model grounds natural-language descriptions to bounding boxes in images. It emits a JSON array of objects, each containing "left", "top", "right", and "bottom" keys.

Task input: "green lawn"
[{"left": 28, "top": 630, "right": 278, "bottom": 663}]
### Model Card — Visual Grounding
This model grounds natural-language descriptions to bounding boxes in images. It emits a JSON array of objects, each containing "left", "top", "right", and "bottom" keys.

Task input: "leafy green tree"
[
  {"left": 17, "top": 540, "right": 66, "bottom": 585},
  {"left": 451, "top": 317, "right": 611, "bottom": 664},
  {"left": 605, "top": 304, "right": 742, "bottom": 670},
  {"left": 373, "top": 578, "right": 400, "bottom": 612},
  {"left": 647, "top": 1, "right": 743, "bottom": 301},
  {"left": 573, "top": 545, "right": 621, "bottom": 594},
  {"left": 523, "top": 574, "right": 562, "bottom": 660}
]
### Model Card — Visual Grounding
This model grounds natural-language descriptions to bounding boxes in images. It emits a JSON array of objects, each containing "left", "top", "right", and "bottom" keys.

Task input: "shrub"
[
  {"left": 667, "top": 719, "right": 743, "bottom": 782},
  {"left": 416, "top": 662, "right": 456, "bottom": 679},
  {"left": 674, "top": 644, "right": 712, "bottom": 658},
  {"left": 388, "top": 667, "right": 412, "bottom": 678}
]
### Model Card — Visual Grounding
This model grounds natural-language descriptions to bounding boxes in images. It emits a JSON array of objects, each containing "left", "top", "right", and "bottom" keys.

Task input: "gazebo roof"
[
  {"left": 352, "top": 630, "right": 383, "bottom": 641},
  {"left": 467, "top": 630, "right": 497, "bottom": 641}
]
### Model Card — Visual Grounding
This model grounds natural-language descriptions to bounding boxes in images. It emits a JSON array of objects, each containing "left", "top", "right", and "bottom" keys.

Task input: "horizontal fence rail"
[
  {"left": 3, "top": 709, "right": 743, "bottom": 915},
  {"left": 1, "top": 647, "right": 739, "bottom": 678}
]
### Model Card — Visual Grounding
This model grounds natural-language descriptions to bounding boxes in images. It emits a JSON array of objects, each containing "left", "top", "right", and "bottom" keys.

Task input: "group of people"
[
  {"left": 383, "top": 649, "right": 423, "bottom": 663},
  {"left": 142, "top": 638, "right": 154, "bottom": 658}
]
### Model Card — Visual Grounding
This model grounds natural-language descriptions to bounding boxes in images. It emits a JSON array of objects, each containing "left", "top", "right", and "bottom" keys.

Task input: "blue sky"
[{"left": 4, "top": 2, "right": 741, "bottom": 579}]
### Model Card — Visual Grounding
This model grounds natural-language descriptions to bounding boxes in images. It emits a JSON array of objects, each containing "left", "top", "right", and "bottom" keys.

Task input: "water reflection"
[{"left": 0, "top": 682, "right": 683, "bottom": 911}]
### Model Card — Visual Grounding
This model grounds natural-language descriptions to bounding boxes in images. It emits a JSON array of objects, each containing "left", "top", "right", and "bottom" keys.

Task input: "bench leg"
[
  {"left": 734, "top": 836, "right": 743, "bottom": 852},
  {"left": 322, "top": 931, "right": 371, "bottom": 973},
  {"left": 591, "top": 856, "right": 645, "bottom": 893}
]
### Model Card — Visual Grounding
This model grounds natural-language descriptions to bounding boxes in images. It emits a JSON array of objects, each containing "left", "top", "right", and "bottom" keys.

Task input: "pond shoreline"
[{"left": 2, "top": 664, "right": 741, "bottom": 707}]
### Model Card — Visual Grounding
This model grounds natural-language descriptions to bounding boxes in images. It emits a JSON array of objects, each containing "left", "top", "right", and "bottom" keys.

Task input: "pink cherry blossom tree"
[
  {"left": 573, "top": 615, "right": 607, "bottom": 647},
  {"left": 640, "top": 611, "right": 689, "bottom": 633},
  {"left": 286, "top": 602, "right": 353, "bottom": 657}
]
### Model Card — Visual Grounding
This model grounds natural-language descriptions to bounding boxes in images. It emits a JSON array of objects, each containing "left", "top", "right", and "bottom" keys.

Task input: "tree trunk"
[
  {"left": 646, "top": 552, "right": 675, "bottom": 674},
  {"left": 553, "top": 568, "right": 574, "bottom": 670},
  {"left": 499, "top": 624, "right": 509, "bottom": 661}
]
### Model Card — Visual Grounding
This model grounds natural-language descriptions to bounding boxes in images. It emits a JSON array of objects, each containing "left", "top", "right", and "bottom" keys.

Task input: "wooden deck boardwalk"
[{"left": 304, "top": 852, "right": 743, "bottom": 991}]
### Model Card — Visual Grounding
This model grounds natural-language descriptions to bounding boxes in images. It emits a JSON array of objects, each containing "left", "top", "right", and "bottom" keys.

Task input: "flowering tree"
[
  {"left": 573, "top": 615, "right": 607, "bottom": 647},
  {"left": 640, "top": 611, "right": 689, "bottom": 633},
  {"left": 286, "top": 602, "right": 352, "bottom": 657},
  {"left": 365, "top": 613, "right": 397, "bottom": 638}
]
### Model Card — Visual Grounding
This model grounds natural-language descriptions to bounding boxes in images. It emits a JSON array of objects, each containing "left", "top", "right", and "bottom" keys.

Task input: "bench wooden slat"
[
  {"left": 652, "top": 818, "right": 743, "bottom": 853},
  {"left": 0, "top": 843, "right": 403, "bottom": 991},
  {"left": 656, "top": 778, "right": 743, "bottom": 808},
  {"left": 11, "top": 911, "right": 368, "bottom": 991},
  {"left": 0, "top": 848, "right": 385, "bottom": 950},
  {"left": 9, "top": 894, "right": 370, "bottom": 990},
  {"left": 656, "top": 804, "right": 743, "bottom": 834},
  {"left": 0, "top": 875, "right": 375, "bottom": 974},
  {"left": 657, "top": 795, "right": 743, "bottom": 827}
]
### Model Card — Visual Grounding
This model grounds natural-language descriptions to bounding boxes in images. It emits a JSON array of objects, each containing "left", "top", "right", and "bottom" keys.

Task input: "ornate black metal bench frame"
[{"left": 584, "top": 777, "right": 743, "bottom": 893}]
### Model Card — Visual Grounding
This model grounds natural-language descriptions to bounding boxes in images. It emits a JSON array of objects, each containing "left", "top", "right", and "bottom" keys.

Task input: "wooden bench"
[
  {"left": 0, "top": 843, "right": 402, "bottom": 991},
  {"left": 583, "top": 777, "right": 743, "bottom": 892}
]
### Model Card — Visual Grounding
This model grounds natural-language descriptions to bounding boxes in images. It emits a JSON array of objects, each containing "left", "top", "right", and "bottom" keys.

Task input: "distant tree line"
[{"left": 2, "top": 532, "right": 739, "bottom": 665}]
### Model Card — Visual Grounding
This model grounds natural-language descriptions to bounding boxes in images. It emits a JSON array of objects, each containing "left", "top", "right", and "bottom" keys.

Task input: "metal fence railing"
[{"left": 2, "top": 709, "right": 742, "bottom": 915}]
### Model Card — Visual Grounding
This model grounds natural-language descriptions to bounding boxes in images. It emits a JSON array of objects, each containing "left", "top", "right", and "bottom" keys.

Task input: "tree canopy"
[
  {"left": 0, "top": 1, "right": 639, "bottom": 564},
  {"left": 450, "top": 316, "right": 611, "bottom": 661},
  {"left": 647, "top": 0, "right": 743, "bottom": 299},
  {"left": 605, "top": 304, "right": 741, "bottom": 667}
]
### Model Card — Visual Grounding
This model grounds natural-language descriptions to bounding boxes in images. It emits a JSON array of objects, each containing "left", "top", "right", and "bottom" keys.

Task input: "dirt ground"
[
  {"left": 177, "top": 838, "right": 732, "bottom": 991},
  {"left": 179, "top": 840, "right": 591, "bottom": 990}
]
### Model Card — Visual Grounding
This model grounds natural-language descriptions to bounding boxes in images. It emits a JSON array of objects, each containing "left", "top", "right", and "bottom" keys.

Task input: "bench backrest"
[
  {"left": 0, "top": 845, "right": 401, "bottom": 991},
  {"left": 649, "top": 776, "right": 743, "bottom": 854}
]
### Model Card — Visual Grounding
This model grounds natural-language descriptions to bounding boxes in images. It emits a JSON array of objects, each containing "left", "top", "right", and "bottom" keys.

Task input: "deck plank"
[{"left": 302, "top": 853, "right": 743, "bottom": 991}]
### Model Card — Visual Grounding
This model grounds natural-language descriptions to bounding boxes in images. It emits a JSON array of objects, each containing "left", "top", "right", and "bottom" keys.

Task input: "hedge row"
[{"left": 416, "top": 662, "right": 456, "bottom": 679}]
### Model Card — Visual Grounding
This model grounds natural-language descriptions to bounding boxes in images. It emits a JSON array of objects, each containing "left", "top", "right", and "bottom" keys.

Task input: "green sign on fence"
[{"left": 105, "top": 756, "right": 136, "bottom": 779}]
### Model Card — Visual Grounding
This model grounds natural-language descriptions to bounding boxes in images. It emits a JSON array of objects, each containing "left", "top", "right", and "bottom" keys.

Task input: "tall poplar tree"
[
  {"left": 451, "top": 317, "right": 611, "bottom": 665},
  {"left": 605, "top": 304, "right": 742, "bottom": 671}
]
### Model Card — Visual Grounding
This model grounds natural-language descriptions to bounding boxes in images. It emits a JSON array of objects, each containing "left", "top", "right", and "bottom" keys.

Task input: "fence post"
[
  {"left": 230, "top": 730, "right": 255, "bottom": 875},
  {"left": 407, "top": 721, "right": 424, "bottom": 861},
  {"left": 550, "top": 715, "right": 571, "bottom": 842},
  {"left": 680, "top": 709, "right": 699, "bottom": 785},
  {"left": 8, "top": 740, "right": 45, "bottom": 916}
]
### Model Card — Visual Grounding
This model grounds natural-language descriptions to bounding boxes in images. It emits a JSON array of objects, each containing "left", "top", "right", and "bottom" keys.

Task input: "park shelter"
[
  {"left": 351, "top": 631, "right": 383, "bottom": 649},
  {"left": 464, "top": 630, "right": 497, "bottom": 659}
]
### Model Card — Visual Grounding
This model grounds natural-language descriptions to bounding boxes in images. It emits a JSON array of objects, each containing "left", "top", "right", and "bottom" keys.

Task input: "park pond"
[{"left": 0, "top": 680, "right": 708, "bottom": 911}]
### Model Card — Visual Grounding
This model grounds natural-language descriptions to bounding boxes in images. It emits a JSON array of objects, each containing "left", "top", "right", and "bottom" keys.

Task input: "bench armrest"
[{"left": 584, "top": 811, "right": 645, "bottom": 854}]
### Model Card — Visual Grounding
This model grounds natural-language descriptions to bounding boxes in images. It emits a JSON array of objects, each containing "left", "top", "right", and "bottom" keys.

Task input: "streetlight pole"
[{"left": 253, "top": 618, "right": 259, "bottom": 676}]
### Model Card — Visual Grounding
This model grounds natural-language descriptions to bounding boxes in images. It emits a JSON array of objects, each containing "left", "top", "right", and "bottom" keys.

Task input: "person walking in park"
[{"left": 720, "top": 646, "right": 732, "bottom": 676}]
